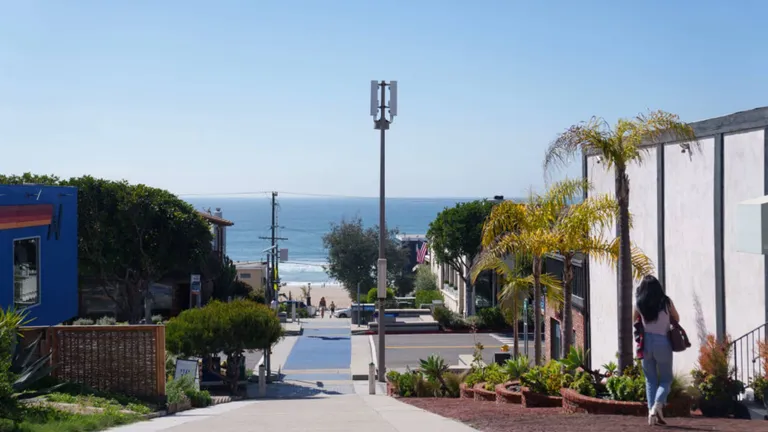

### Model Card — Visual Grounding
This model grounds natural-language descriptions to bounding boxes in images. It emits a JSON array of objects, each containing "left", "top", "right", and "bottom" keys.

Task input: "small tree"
[
  {"left": 414, "top": 265, "right": 438, "bottom": 292},
  {"left": 165, "top": 299, "right": 283, "bottom": 394},
  {"left": 427, "top": 200, "right": 495, "bottom": 317},
  {"left": 323, "top": 218, "right": 409, "bottom": 300}
]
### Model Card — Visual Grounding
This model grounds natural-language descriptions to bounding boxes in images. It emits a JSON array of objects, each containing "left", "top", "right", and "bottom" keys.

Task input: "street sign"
[
  {"left": 190, "top": 274, "right": 201, "bottom": 293},
  {"left": 174, "top": 358, "right": 200, "bottom": 390},
  {"left": 279, "top": 248, "right": 288, "bottom": 262}
]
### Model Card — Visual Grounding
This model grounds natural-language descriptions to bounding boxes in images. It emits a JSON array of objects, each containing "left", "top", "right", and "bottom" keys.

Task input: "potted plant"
[
  {"left": 691, "top": 334, "right": 745, "bottom": 417},
  {"left": 496, "top": 355, "right": 529, "bottom": 404},
  {"left": 475, "top": 363, "right": 507, "bottom": 401}
]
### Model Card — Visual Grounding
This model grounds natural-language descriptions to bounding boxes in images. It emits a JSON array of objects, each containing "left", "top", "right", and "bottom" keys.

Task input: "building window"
[
  {"left": 14, "top": 237, "right": 41, "bottom": 308},
  {"left": 239, "top": 273, "right": 252, "bottom": 279}
]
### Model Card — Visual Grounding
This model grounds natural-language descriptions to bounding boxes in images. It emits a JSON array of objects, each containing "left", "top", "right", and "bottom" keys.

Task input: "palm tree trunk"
[
  {"left": 562, "top": 253, "right": 574, "bottom": 357},
  {"left": 616, "top": 166, "right": 634, "bottom": 373},
  {"left": 532, "top": 256, "right": 542, "bottom": 365}
]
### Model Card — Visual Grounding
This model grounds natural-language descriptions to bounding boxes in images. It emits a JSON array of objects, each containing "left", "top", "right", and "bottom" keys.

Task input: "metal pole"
[
  {"left": 377, "top": 81, "right": 387, "bottom": 382},
  {"left": 356, "top": 281, "right": 361, "bottom": 325}
]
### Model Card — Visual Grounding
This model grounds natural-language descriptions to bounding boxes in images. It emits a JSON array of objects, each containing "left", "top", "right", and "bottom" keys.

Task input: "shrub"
[
  {"left": 476, "top": 307, "right": 506, "bottom": 330},
  {"left": 606, "top": 374, "right": 646, "bottom": 402},
  {"left": 415, "top": 376, "right": 440, "bottom": 397},
  {"left": 414, "top": 290, "right": 443, "bottom": 309},
  {"left": 443, "top": 372, "right": 463, "bottom": 398},
  {"left": 185, "top": 389, "right": 212, "bottom": 407},
  {"left": 464, "top": 368, "right": 484, "bottom": 387},
  {"left": 96, "top": 316, "right": 117, "bottom": 326},
  {"left": 165, "top": 299, "right": 283, "bottom": 394},
  {"left": 521, "top": 361, "right": 572, "bottom": 396},
  {"left": 414, "top": 265, "right": 438, "bottom": 292},
  {"left": 482, "top": 363, "right": 509, "bottom": 391},
  {"left": 366, "top": 287, "right": 395, "bottom": 303},
  {"left": 691, "top": 334, "right": 744, "bottom": 409},
  {"left": 166, "top": 374, "right": 194, "bottom": 404},
  {"left": 570, "top": 370, "right": 597, "bottom": 397},
  {"left": 503, "top": 355, "right": 530, "bottom": 380},
  {"left": 72, "top": 318, "right": 94, "bottom": 326},
  {"left": 396, "top": 371, "right": 418, "bottom": 397}
]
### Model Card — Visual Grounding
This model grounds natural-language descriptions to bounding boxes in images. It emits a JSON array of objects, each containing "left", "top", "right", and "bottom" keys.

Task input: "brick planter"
[
  {"left": 495, "top": 381, "right": 522, "bottom": 404},
  {"left": 473, "top": 383, "right": 497, "bottom": 402},
  {"left": 521, "top": 386, "right": 563, "bottom": 408},
  {"left": 386, "top": 379, "right": 397, "bottom": 397},
  {"left": 560, "top": 388, "right": 692, "bottom": 417},
  {"left": 459, "top": 383, "right": 475, "bottom": 399},
  {"left": 167, "top": 399, "right": 192, "bottom": 415}
]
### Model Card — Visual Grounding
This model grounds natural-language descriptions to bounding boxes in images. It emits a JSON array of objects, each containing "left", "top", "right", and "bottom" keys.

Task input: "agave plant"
[
  {"left": 503, "top": 355, "right": 530, "bottom": 380},
  {"left": 11, "top": 332, "right": 57, "bottom": 394},
  {"left": 419, "top": 354, "right": 449, "bottom": 395}
]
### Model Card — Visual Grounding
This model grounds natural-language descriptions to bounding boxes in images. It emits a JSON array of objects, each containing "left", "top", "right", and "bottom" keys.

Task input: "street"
[{"left": 372, "top": 333, "right": 536, "bottom": 371}]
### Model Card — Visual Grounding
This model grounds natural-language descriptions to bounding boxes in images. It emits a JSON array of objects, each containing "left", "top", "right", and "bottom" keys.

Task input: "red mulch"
[{"left": 403, "top": 398, "right": 768, "bottom": 432}]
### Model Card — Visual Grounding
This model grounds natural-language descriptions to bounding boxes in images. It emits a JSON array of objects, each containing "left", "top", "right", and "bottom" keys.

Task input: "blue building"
[{"left": 0, "top": 184, "right": 78, "bottom": 325}]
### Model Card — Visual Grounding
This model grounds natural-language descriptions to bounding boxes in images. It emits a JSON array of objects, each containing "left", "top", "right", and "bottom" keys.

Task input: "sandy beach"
[{"left": 280, "top": 283, "right": 355, "bottom": 308}]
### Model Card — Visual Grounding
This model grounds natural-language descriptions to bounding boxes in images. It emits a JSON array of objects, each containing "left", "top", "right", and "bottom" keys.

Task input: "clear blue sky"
[{"left": 2, "top": 1, "right": 767, "bottom": 198}]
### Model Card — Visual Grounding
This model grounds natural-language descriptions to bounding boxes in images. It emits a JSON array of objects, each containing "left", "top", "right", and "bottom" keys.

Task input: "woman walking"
[
  {"left": 319, "top": 297, "right": 327, "bottom": 319},
  {"left": 329, "top": 301, "right": 336, "bottom": 318},
  {"left": 634, "top": 275, "right": 680, "bottom": 426}
]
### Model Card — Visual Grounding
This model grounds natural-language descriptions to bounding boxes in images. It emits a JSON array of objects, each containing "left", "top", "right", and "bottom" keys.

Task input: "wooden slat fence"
[{"left": 21, "top": 325, "right": 166, "bottom": 398}]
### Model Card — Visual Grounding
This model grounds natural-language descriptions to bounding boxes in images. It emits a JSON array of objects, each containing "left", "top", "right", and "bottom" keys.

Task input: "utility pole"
[
  {"left": 370, "top": 80, "right": 397, "bottom": 382},
  {"left": 259, "top": 191, "right": 287, "bottom": 379}
]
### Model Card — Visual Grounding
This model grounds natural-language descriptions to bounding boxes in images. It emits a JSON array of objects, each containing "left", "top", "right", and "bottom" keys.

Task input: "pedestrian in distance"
[
  {"left": 329, "top": 301, "right": 336, "bottom": 318},
  {"left": 319, "top": 296, "right": 327, "bottom": 319}
]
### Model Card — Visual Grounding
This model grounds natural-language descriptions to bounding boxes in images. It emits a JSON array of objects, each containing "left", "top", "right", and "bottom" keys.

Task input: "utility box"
[{"left": 736, "top": 195, "right": 768, "bottom": 255}]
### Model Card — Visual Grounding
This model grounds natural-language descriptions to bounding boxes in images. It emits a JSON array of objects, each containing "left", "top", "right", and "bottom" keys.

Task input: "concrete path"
[{"left": 110, "top": 318, "right": 476, "bottom": 431}]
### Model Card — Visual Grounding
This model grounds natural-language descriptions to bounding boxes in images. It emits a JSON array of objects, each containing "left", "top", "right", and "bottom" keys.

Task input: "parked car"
[
  {"left": 334, "top": 308, "right": 351, "bottom": 318},
  {"left": 280, "top": 300, "right": 307, "bottom": 310}
]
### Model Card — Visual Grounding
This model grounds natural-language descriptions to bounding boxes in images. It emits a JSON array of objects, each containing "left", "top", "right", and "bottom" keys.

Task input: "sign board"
[
  {"left": 190, "top": 274, "right": 201, "bottom": 293},
  {"left": 174, "top": 358, "right": 200, "bottom": 390},
  {"left": 279, "top": 248, "right": 288, "bottom": 262}
]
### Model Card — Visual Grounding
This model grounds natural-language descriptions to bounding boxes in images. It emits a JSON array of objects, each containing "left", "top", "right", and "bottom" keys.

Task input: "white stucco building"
[{"left": 585, "top": 106, "right": 768, "bottom": 381}]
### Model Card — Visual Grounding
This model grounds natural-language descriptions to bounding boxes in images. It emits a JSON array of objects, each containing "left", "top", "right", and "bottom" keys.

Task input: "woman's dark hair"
[{"left": 636, "top": 275, "right": 668, "bottom": 322}]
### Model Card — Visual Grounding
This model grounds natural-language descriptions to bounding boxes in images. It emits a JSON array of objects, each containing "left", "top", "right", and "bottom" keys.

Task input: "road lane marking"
[{"left": 385, "top": 345, "right": 502, "bottom": 350}]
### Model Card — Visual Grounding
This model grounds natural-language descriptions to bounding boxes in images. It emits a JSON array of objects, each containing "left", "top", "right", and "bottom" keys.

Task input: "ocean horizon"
[{"left": 184, "top": 196, "right": 480, "bottom": 284}]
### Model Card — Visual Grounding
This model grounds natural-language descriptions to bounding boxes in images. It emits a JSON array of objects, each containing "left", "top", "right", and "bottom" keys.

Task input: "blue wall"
[{"left": 0, "top": 185, "right": 78, "bottom": 325}]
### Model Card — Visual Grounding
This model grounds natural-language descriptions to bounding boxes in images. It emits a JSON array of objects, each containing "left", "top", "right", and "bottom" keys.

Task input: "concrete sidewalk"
[{"left": 110, "top": 390, "right": 477, "bottom": 432}]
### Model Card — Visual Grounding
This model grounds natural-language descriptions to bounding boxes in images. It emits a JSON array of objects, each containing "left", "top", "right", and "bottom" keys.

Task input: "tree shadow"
[
  {"left": 692, "top": 291, "right": 708, "bottom": 346},
  {"left": 255, "top": 380, "right": 347, "bottom": 400},
  {"left": 308, "top": 336, "right": 349, "bottom": 341}
]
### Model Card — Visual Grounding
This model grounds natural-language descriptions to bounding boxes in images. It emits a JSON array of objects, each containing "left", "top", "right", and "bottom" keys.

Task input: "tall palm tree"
[
  {"left": 542, "top": 179, "right": 654, "bottom": 356},
  {"left": 470, "top": 254, "right": 562, "bottom": 358},
  {"left": 475, "top": 193, "right": 560, "bottom": 365},
  {"left": 543, "top": 110, "right": 695, "bottom": 372}
]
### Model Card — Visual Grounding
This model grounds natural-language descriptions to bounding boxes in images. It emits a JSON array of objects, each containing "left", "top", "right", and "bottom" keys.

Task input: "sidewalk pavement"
[{"left": 111, "top": 318, "right": 476, "bottom": 431}]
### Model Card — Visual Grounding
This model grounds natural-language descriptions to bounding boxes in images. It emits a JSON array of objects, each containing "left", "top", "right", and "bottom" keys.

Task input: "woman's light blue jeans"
[{"left": 642, "top": 332, "right": 674, "bottom": 410}]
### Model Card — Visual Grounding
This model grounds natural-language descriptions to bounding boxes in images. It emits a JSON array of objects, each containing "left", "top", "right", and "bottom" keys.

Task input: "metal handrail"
[{"left": 730, "top": 323, "right": 767, "bottom": 387}]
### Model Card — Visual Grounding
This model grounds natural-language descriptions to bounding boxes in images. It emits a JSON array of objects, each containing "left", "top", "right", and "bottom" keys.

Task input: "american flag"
[{"left": 416, "top": 241, "right": 429, "bottom": 264}]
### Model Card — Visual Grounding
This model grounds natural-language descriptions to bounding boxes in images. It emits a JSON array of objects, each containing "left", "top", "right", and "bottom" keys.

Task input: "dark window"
[
  {"left": 14, "top": 237, "right": 40, "bottom": 308},
  {"left": 240, "top": 272, "right": 252, "bottom": 279},
  {"left": 543, "top": 254, "right": 586, "bottom": 304}
]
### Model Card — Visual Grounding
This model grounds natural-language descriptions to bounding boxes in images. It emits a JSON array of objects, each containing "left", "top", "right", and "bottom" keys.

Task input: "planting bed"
[
  {"left": 521, "top": 386, "right": 563, "bottom": 408},
  {"left": 495, "top": 381, "right": 522, "bottom": 404},
  {"left": 560, "top": 388, "right": 692, "bottom": 417},
  {"left": 473, "top": 383, "right": 497, "bottom": 402},
  {"left": 459, "top": 383, "right": 475, "bottom": 399}
]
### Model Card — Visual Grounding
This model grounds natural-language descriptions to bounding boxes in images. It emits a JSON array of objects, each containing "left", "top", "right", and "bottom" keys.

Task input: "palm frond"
[
  {"left": 587, "top": 237, "right": 655, "bottom": 280},
  {"left": 470, "top": 253, "right": 516, "bottom": 283}
]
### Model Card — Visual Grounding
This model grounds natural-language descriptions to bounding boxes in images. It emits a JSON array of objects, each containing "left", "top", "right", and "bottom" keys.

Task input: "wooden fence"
[{"left": 21, "top": 325, "right": 166, "bottom": 398}]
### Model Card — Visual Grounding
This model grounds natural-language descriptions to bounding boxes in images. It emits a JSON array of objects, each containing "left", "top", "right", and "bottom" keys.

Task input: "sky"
[{"left": 2, "top": 1, "right": 768, "bottom": 199}]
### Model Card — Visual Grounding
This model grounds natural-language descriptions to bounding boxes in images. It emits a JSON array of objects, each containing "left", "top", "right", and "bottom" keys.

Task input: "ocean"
[{"left": 184, "top": 197, "right": 472, "bottom": 284}]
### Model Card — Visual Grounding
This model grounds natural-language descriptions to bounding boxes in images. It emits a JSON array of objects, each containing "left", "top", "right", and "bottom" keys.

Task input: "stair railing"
[{"left": 731, "top": 323, "right": 768, "bottom": 387}]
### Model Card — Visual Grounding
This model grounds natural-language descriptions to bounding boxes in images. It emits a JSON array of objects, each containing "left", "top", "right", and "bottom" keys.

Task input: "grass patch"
[
  {"left": 43, "top": 392, "right": 153, "bottom": 415},
  {"left": 0, "top": 406, "right": 140, "bottom": 432}
]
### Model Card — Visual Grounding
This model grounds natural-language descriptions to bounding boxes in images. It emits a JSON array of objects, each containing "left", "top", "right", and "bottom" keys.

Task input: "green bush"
[
  {"left": 415, "top": 290, "right": 443, "bottom": 309},
  {"left": 464, "top": 368, "right": 484, "bottom": 387},
  {"left": 521, "top": 361, "right": 572, "bottom": 396},
  {"left": 503, "top": 355, "right": 530, "bottom": 380},
  {"left": 165, "top": 299, "right": 283, "bottom": 394},
  {"left": 482, "top": 363, "right": 509, "bottom": 391},
  {"left": 96, "top": 316, "right": 117, "bottom": 326},
  {"left": 185, "top": 388, "right": 212, "bottom": 407},
  {"left": 606, "top": 374, "right": 646, "bottom": 402},
  {"left": 166, "top": 374, "right": 195, "bottom": 404},
  {"left": 72, "top": 318, "right": 95, "bottom": 326},
  {"left": 569, "top": 370, "right": 597, "bottom": 397},
  {"left": 476, "top": 307, "right": 506, "bottom": 330},
  {"left": 396, "top": 371, "right": 418, "bottom": 397},
  {"left": 432, "top": 306, "right": 468, "bottom": 331},
  {"left": 366, "top": 287, "right": 395, "bottom": 303},
  {"left": 443, "top": 372, "right": 464, "bottom": 398},
  {"left": 414, "top": 265, "right": 438, "bottom": 292},
  {"left": 753, "top": 376, "right": 768, "bottom": 402}
]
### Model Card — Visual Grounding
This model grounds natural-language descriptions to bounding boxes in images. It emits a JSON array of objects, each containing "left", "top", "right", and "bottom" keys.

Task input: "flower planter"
[
  {"left": 495, "top": 381, "right": 522, "bottom": 404},
  {"left": 520, "top": 386, "right": 563, "bottom": 408},
  {"left": 459, "top": 383, "right": 475, "bottom": 399},
  {"left": 386, "top": 379, "right": 397, "bottom": 397},
  {"left": 560, "top": 388, "right": 692, "bottom": 417},
  {"left": 473, "top": 383, "right": 497, "bottom": 402},
  {"left": 167, "top": 399, "right": 192, "bottom": 415}
]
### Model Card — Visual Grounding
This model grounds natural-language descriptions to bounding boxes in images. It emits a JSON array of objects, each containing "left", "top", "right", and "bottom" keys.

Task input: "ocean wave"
[{"left": 279, "top": 261, "right": 328, "bottom": 273}]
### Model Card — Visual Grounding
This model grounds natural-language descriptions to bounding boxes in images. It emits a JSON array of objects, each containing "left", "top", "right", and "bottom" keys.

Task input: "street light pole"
[{"left": 371, "top": 80, "right": 397, "bottom": 382}]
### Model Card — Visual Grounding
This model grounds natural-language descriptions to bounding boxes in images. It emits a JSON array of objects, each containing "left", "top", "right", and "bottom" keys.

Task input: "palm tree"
[
  {"left": 474, "top": 193, "right": 560, "bottom": 365},
  {"left": 543, "top": 110, "right": 695, "bottom": 372},
  {"left": 470, "top": 254, "right": 562, "bottom": 358},
  {"left": 542, "top": 179, "right": 654, "bottom": 356}
]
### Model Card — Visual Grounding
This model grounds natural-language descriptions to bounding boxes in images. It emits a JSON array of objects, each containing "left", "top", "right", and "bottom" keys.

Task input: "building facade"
[
  {"left": 0, "top": 184, "right": 78, "bottom": 325},
  {"left": 585, "top": 106, "right": 768, "bottom": 377}
]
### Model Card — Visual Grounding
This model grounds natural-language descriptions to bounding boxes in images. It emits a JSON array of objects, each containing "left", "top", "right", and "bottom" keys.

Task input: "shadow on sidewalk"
[{"left": 254, "top": 380, "right": 350, "bottom": 400}]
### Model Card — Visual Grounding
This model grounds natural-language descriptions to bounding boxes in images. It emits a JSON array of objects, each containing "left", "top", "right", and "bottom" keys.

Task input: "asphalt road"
[{"left": 372, "top": 333, "right": 534, "bottom": 371}]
